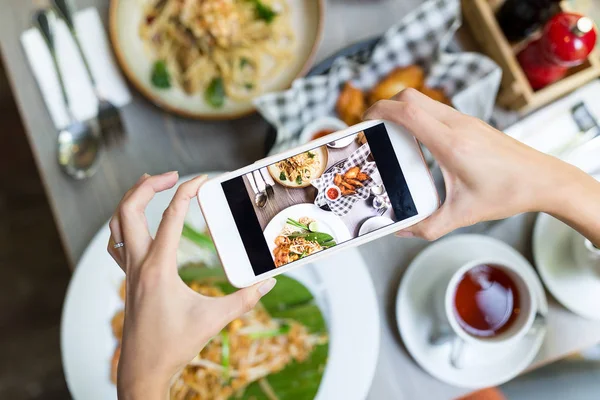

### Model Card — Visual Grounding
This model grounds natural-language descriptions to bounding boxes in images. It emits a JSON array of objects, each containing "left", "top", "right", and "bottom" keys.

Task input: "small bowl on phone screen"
[
  {"left": 300, "top": 116, "right": 348, "bottom": 146},
  {"left": 325, "top": 185, "right": 342, "bottom": 202}
]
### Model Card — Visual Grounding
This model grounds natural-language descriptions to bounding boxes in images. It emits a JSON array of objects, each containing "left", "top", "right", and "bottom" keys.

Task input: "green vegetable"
[
  {"left": 221, "top": 330, "right": 230, "bottom": 381},
  {"left": 286, "top": 218, "right": 309, "bottom": 231},
  {"left": 295, "top": 175, "right": 303, "bottom": 185},
  {"left": 240, "top": 57, "right": 250, "bottom": 67},
  {"left": 245, "top": 83, "right": 254, "bottom": 90},
  {"left": 181, "top": 223, "right": 216, "bottom": 252},
  {"left": 150, "top": 60, "right": 171, "bottom": 89},
  {"left": 279, "top": 171, "right": 287, "bottom": 181},
  {"left": 308, "top": 221, "right": 319, "bottom": 232},
  {"left": 288, "top": 232, "right": 335, "bottom": 246},
  {"left": 249, "top": 0, "right": 277, "bottom": 23},
  {"left": 247, "top": 322, "right": 291, "bottom": 339},
  {"left": 307, "top": 151, "right": 315, "bottom": 159},
  {"left": 205, "top": 77, "right": 226, "bottom": 108}
]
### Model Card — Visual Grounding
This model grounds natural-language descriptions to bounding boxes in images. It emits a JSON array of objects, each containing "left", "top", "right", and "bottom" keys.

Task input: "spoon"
[
  {"left": 247, "top": 172, "right": 267, "bottom": 209},
  {"left": 35, "top": 10, "right": 102, "bottom": 179}
]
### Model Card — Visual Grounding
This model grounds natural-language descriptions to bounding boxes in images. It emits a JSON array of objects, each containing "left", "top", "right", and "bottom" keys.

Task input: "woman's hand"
[
  {"left": 364, "top": 89, "right": 600, "bottom": 242},
  {"left": 107, "top": 172, "right": 276, "bottom": 399}
]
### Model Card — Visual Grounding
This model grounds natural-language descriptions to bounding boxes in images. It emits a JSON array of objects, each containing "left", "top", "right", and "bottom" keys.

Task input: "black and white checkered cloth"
[
  {"left": 311, "top": 143, "right": 377, "bottom": 216},
  {"left": 254, "top": 0, "right": 501, "bottom": 155}
]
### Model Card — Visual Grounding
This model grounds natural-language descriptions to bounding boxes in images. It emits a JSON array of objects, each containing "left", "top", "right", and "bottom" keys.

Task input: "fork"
[{"left": 51, "top": 0, "right": 125, "bottom": 143}]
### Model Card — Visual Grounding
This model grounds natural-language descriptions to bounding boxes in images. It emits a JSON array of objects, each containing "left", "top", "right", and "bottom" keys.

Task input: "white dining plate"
[
  {"left": 262, "top": 203, "right": 352, "bottom": 256},
  {"left": 534, "top": 138, "right": 600, "bottom": 320},
  {"left": 61, "top": 174, "right": 379, "bottom": 400},
  {"left": 396, "top": 234, "right": 547, "bottom": 389},
  {"left": 109, "top": 0, "right": 323, "bottom": 119},
  {"left": 359, "top": 216, "right": 395, "bottom": 236}
]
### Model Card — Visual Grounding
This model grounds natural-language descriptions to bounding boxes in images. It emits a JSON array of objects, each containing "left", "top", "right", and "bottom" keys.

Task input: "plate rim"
[{"left": 108, "top": 0, "right": 325, "bottom": 120}]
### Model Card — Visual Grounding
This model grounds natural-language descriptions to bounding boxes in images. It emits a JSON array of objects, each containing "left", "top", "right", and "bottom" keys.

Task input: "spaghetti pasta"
[{"left": 139, "top": 0, "right": 295, "bottom": 106}]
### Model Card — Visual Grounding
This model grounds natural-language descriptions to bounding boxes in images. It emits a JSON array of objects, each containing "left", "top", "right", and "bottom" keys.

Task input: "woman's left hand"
[{"left": 107, "top": 172, "right": 276, "bottom": 399}]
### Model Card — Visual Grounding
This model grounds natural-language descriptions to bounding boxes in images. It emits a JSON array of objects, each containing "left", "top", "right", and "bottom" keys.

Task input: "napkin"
[
  {"left": 505, "top": 80, "right": 600, "bottom": 157},
  {"left": 21, "top": 8, "right": 131, "bottom": 130},
  {"left": 254, "top": 0, "right": 502, "bottom": 155}
]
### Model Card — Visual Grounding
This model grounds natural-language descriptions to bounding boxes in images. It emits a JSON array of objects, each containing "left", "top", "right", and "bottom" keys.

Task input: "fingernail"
[
  {"left": 161, "top": 170, "right": 178, "bottom": 176},
  {"left": 396, "top": 231, "right": 414, "bottom": 238},
  {"left": 258, "top": 278, "right": 277, "bottom": 296},
  {"left": 142, "top": 173, "right": 150, "bottom": 179}
]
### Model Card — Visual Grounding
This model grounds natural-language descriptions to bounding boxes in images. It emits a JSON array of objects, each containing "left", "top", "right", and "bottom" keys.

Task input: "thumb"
[
  {"left": 396, "top": 206, "right": 456, "bottom": 241},
  {"left": 214, "top": 278, "right": 277, "bottom": 324}
]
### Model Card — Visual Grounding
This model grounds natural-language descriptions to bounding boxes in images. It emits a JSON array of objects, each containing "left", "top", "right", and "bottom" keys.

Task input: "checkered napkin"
[
  {"left": 311, "top": 144, "right": 377, "bottom": 216},
  {"left": 254, "top": 0, "right": 501, "bottom": 155}
]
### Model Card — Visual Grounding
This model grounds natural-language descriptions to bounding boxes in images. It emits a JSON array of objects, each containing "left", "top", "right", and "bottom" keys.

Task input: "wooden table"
[{"left": 2, "top": 1, "right": 600, "bottom": 399}]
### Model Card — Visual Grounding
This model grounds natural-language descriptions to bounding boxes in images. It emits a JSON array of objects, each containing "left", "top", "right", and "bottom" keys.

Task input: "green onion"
[
  {"left": 150, "top": 60, "right": 171, "bottom": 89},
  {"left": 205, "top": 77, "right": 226, "bottom": 108},
  {"left": 247, "top": 323, "right": 291, "bottom": 339},
  {"left": 286, "top": 218, "right": 309, "bottom": 231},
  {"left": 182, "top": 223, "right": 216, "bottom": 252},
  {"left": 221, "top": 330, "right": 230, "bottom": 381}
]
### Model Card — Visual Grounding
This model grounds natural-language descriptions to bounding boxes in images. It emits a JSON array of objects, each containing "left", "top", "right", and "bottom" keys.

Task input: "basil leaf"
[
  {"left": 205, "top": 77, "right": 225, "bottom": 108},
  {"left": 279, "top": 171, "right": 287, "bottom": 181},
  {"left": 252, "top": 0, "right": 277, "bottom": 23},
  {"left": 295, "top": 175, "right": 303, "bottom": 185},
  {"left": 150, "top": 60, "right": 171, "bottom": 89}
]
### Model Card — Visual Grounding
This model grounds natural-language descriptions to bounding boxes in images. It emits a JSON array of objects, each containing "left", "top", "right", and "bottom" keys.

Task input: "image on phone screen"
[{"left": 221, "top": 123, "right": 418, "bottom": 276}]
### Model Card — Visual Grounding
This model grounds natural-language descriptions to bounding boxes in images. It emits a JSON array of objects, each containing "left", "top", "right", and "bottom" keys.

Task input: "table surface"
[{"left": 2, "top": 1, "right": 600, "bottom": 399}]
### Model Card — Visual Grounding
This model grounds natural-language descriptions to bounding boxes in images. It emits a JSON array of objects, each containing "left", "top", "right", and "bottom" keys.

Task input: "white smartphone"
[{"left": 199, "top": 119, "right": 439, "bottom": 287}]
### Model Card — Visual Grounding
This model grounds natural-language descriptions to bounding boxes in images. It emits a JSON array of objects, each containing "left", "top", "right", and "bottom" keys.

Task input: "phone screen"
[{"left": 221, "top": 123, "right": 418, "bottom": 276}]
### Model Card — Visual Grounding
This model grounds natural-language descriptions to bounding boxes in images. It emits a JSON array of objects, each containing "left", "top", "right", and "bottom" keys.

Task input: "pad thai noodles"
[
  {"left": 273, "top": 217, "right": 336, "bottom": 267},
  {"left": 274, "top": 151, "right": 321, "bottom": 186},
  {"left": 139, "top": 0, "right": 295, "bottom": 105},
  {"left": 110, "top": 277, "right": 327, "bottom": 399}
]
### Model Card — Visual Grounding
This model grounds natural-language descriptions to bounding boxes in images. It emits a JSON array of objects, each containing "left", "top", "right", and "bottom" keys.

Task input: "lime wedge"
[{"left": 308, "top": 222, "right": 319, "bottom": 232}]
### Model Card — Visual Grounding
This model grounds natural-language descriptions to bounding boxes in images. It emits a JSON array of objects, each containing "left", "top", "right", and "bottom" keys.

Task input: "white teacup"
[{"left": 443, "top": 259, "right": 537, "bottom": 349}]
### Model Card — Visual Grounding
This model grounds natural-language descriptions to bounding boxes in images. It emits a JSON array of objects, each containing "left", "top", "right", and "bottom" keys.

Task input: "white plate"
[
  {"left": 359, "top": 216, "right": 395, "bottom": 236},
  {"left": 533, "top": 138, "right": 600, "bottom": 320},
  {"left": 396, "top": 234, "right": 547, "bottom": 389},
  {"left": 263, "top": 203, "right": 352, "bottom": 256},
  {"left": 109, "top": 0, "right": 323, "bottom": 119},
  {"left": 61, "top": 174, "right": 378, "bottom": 400}
]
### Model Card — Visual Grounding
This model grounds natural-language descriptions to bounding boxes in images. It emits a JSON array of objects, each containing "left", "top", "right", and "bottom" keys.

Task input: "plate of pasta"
[
  {"left": 61, "top": 173, "right": 380, "bottom": 400},
  {"left": 109, "top": 0, "right": 323, "bottom": 119}
]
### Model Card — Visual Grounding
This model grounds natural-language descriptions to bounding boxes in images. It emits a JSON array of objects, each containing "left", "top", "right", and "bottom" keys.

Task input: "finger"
[
  {"left": 396, "top": 206, "right": 457, "bottom": 241},
  {"left": 119, "top": 171, "right": 179, "bottom": 260},
  {"left": 153, "top": 175, "right": 208, "bottom": 260},
  {"left": 390, "top": 88, "right": 457, "bottom": 123},
  {"left": 210, "top": 279, "right": 277, "bottom": 325},
  {"left": 108, "top": 174, "right": 151, "bottom": 270},
  {"left": 363, "top": 99, "right": 453, "bottom": 157}
]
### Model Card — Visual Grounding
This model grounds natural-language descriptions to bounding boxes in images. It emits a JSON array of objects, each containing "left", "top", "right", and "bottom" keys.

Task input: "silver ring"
[{"left": 113, "top": 242, "right": 125, "bottom": 249}]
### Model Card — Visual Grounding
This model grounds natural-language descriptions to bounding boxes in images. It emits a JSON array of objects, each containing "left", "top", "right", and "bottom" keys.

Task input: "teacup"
[{"left": 439, "top": 259, "right": 537, "bottom": 350}]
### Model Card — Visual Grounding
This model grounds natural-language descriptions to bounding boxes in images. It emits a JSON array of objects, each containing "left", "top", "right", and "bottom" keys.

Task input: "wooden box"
[{"left": 462, "top": 0, "right": 600, "bottom": 113}]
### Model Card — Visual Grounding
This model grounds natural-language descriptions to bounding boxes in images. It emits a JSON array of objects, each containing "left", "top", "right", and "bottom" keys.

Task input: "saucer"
[
  {"left": 396, "top": 234, "right": 547, "bottom": 389},
  {"left": 533, "top": 138, "right": 600, "bottom": 320}
]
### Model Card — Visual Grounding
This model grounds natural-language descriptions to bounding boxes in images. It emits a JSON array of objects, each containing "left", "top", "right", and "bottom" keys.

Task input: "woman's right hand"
[{"left": 364, "top": 88, "right": 600, "bottom": 243}]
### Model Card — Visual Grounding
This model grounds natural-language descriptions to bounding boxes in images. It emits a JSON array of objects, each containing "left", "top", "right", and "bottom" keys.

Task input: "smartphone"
[{"left": 199, "top": 119, "right": 439, "bottom": 287}]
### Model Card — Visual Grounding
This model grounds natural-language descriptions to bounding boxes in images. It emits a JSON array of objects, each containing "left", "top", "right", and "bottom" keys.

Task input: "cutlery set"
[
  {"left": 248, "top": 169, "right": 276, "bottom": 209},
  {"left": 33, "top": 0, "right": 125, "bottom": 180}
]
